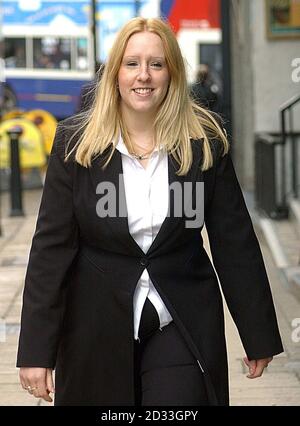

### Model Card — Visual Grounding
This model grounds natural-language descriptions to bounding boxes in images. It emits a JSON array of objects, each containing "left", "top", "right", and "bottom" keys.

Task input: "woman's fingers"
[
  {"left": 32, "top": 386, "right": 53, "bottom": 402},
  {"left": 253, "top": 359, "right": 269, "bottom": 378},
  {"left": 243, "top": 357, "right": 257, "bottom": 378},
  {"left": 244, "top": 356, "right": 273, "bottom": 379},
  {"left": 19, "top": 367, "right": 53, "bottom": 402},
  {"left": 46, "top": 368, "right": 55, "bottom": 394}
]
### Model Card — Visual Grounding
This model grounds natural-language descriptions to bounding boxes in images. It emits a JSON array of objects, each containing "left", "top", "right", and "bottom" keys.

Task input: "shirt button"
[{"left": 140, "top": 257, "right": 149, "bottom": 267}]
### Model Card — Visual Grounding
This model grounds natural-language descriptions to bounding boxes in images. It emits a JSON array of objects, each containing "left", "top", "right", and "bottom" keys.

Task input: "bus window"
[
  {"left": 76, "top": 38, "right": 88, "bottom": 71},
  {"left": 4, "top": 38, "right": 26, "bottom": 68},
  {"left": 33, "top": 37, "right": 71, "bottom": 70}
]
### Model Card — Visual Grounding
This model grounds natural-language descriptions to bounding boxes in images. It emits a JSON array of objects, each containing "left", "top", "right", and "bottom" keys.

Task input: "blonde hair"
[{"left": 66, "top": 17, "right": 229, "bottom": 174}]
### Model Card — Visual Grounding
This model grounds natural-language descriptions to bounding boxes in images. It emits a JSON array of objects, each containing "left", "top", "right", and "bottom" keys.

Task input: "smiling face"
[{"left": 118, "top": 31, "right": 170, "bottom": 117}]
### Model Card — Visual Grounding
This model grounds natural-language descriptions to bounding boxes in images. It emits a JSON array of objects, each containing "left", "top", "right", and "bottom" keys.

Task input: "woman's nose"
[{"left": 137, "top": 65, "right": 151, "bottom": 81}]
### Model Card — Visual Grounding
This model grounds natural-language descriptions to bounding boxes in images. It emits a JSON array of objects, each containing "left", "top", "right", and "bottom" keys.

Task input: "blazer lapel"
[
  {"left": 89, "top": 148, "right": 144, "bottom": 256},
  {"left": 89, "top": 141, "right": 203, "bottom": 257},
  {"left": 148, "top": 140, "right": 203, "bottom": 255}
]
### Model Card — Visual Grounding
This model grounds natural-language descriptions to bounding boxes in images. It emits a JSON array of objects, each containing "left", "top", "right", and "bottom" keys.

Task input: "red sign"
[{"left": 168, "top": 0, "right": 220, "bottom": 32}]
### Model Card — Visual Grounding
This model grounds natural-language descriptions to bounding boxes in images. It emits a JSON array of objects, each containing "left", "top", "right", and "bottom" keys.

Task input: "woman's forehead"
[{"left": 124, "top": 32, "right": 164, "bottom": 54}]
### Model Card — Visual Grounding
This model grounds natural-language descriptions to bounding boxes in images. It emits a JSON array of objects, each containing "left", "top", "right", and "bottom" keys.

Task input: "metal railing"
[
  {"left": 255, "top": 133, "right": 288, "bottom": 219},
  {"left": 255, "top": 94, "right": 300, "bottom": 219},
  {"left": 280, "top": 94, "right": 300, "bottom": 200}
]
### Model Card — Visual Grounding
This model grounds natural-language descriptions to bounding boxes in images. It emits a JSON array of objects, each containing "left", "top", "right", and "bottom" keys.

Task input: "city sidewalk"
[{"left": 0, "top": 189, "right": 300, "bottom": 406}]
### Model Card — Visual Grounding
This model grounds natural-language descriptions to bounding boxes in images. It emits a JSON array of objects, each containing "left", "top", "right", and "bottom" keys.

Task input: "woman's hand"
[
  {"left": 19, "top": 367, "right": 54, "bottom": 402},
  {"left": 243, "top": 356, "right": 273, "bottom": 379}
]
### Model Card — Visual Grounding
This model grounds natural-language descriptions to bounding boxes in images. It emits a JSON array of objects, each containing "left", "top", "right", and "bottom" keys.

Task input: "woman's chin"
[{"left": 131, "top": 107, "right": 155, "bottom": 115}]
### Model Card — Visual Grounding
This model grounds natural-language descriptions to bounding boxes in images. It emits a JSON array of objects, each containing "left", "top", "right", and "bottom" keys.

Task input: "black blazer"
[{"left": 17, "top": 121, "right": 283, "bottom": 406}]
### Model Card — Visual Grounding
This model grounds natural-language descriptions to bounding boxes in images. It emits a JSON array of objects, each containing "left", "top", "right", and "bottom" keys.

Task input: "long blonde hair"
[{"left": 65, "top": 17, "right": 228, "bottom": 174}]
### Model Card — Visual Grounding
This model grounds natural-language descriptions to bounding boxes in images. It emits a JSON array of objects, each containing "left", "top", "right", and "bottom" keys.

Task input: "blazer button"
[{"left": 140, "top": 257, "right": 149, "bottom": 267}]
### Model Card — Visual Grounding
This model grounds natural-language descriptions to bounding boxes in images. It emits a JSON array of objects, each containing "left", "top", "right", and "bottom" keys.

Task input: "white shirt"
[{"left": 115, "top": 136, "right": 173, "bottom": 340}]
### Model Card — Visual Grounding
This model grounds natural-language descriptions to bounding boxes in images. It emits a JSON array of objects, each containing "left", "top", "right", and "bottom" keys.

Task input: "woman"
[{"left": 17, "top": 17, "right": 283, "bottom": 406}]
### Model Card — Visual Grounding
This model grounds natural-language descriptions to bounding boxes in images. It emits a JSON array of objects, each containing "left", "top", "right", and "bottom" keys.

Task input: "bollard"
[
  {"left": 7, "top": 126, "right": 24, "bottom": 217},
  {"left": 0, "top": 167, "right": 2, "bottom": 236}
]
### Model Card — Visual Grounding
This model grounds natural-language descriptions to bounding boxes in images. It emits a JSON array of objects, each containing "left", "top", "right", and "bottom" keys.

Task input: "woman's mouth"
[{"left": 132, "top": 88, "right": 154, "bottom": 96}]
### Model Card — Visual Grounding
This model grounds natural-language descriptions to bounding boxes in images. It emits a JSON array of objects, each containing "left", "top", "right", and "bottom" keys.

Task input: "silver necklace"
[
  {"left": 127, "top": 137, "right": 155, "bottom": 160},
  {"left": 130, "top": 151, "right": 153, "bottom": 160}
]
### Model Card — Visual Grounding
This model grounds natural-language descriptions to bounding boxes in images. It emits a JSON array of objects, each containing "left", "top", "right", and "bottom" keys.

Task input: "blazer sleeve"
[
  {"left": 17, "top": 124, "right": 79, "bottom": 368},
  {"left": 205, "top": 145, "right": 284, "bottom": 360}
]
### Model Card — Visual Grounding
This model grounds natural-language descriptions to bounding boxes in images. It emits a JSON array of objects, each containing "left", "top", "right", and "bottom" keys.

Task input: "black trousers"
[{"left": 133, "top": 298, "right": 208, "bottom": 406}]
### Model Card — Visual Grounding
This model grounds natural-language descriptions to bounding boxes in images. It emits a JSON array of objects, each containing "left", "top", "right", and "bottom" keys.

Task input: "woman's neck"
[{"left": 121, "top": 108, "right": 155, "bottom": 147}]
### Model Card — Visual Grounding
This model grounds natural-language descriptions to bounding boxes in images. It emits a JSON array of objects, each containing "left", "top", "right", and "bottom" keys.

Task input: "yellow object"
[
  {"left": 0, "top": 118, "right": 46, "bottom": 169},
  {"left": 24, "top": 109, "right": 57, "bottom": 156},
  {"left": 2, "top": 109, "right": 25, "bottom": 121}
]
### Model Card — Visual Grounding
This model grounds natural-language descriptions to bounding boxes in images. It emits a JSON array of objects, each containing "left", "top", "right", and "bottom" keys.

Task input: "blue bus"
[{"left": 2, "top": 0, "right": 159, "bottom": 119}]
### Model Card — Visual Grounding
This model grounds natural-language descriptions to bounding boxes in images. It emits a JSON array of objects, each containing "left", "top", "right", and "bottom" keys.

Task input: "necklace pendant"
[
  {"left": 130, "top": 151, "right": 152, "bottom": 160},
  {"left": 132, "top": 153, "right": 147, "bottom": 160}
]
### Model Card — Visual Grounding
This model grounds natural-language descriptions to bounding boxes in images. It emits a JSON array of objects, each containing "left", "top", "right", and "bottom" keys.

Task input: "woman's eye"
[
  {"left": 151, "top": 62, "right": 162, "bottom": 68},
  {"left": 125, "top": 61, "right": 163, "bottom": 68}
]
